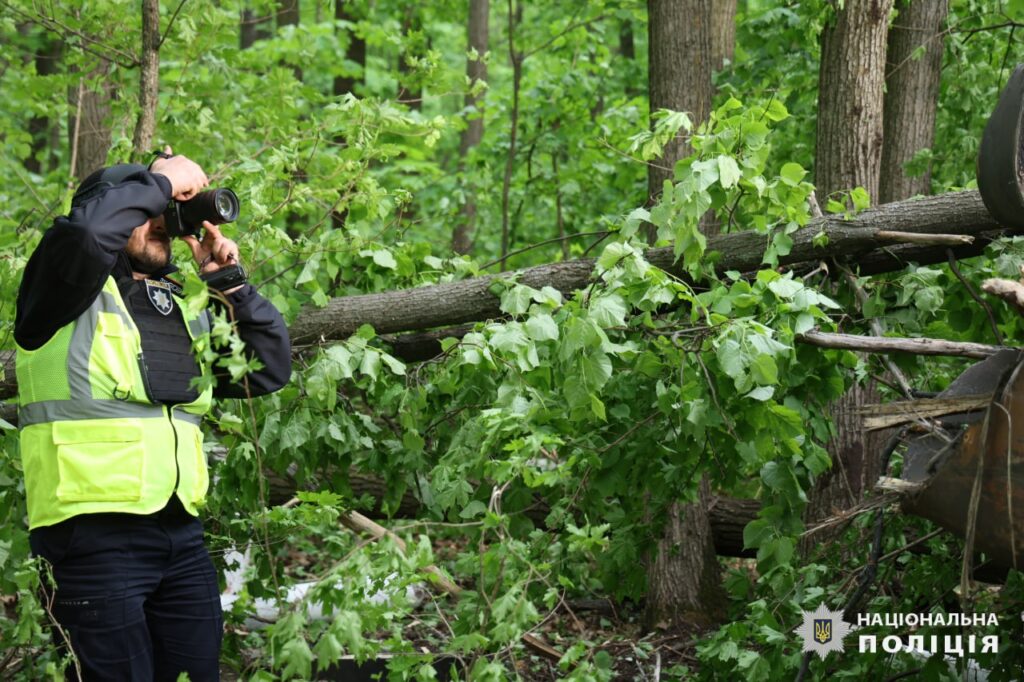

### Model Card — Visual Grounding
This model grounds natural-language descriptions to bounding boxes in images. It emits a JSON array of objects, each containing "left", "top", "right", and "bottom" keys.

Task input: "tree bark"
[
  {"left": 643, "top": 481, "right": 727, "bottom": 629},
  {"left": 799, "top": 382, "right": 884, "bottom": 555},
  {"left": 25, "top": 35, "right": 62, "bottom": 174},
  {"left": 277, "top": 0, "right": 302, "bottom": 80},
  {"left": 815, "top": 0, "right": 894, "bottom": 202},
  {"left": 397, "top": 8, "right": 423, "bottom": 110},
  {"left": 333, "top": 0, "right": 366, "bottom": 97},
  {"left": 644, "top": 0, "right": 723, "bottom": 632},
  {"left": 808, "top": 0, "right": 894, "bottom": 561},
  {"left": 331, "top": 0, "right": 366, "bottom": 230},
  {"left": 68, "top": 57, "right": 114, "bottom": 180},
  {"left": 711, "top": 0, "right": 737, "bottom": 71},
  {"left": 797, "top": 331, "right": 1005, "bottom": 359},
  {"left": 132, "top": 0, "right": 160, "bottom": 158},
  {"left": 241, "top": 6, "right": 272, "bottom": 49},
  {"left": 277, "top": 0, "right": 300, "bottom": 27},
  {"left": 453, "top": 0, "right": 489, "bottom": 255},
  {"left": 646, "top": 0, "right": 713, "bottom": 208},
  {"left": 499, "top": 0, "right": 523, "bottom": 270},
  {"left": 619, "top": 19, "right": 635, "bottom": 59},
  {"left": 880, "top": 0, "right": 948, "bottom": 204}
]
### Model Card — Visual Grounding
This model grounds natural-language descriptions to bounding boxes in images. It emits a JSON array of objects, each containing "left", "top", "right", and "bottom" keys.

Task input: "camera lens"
[
  {"left": 215, "top": 191, "right": 237, "bottom": 220},
  {"left": 177, "top": 188, "right": 240, "bottom": 233}
]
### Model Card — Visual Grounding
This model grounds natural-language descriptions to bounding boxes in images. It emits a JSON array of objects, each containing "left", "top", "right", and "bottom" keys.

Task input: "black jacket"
[{"left": 14, "top": 168, "right": 291, "bottom": 398}]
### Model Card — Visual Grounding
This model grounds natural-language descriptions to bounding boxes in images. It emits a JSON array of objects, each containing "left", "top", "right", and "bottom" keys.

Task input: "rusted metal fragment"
[{"left": 902, "top": 352, "right": 1024, "bottom": 570}]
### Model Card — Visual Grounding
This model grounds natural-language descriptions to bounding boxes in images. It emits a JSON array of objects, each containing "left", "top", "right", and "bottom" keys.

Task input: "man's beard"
[{"left": 126, "top": 240, "right": 171, "bottom": 274}]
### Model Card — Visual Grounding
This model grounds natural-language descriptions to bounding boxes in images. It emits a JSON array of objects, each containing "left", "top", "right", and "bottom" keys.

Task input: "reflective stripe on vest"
[{"left": 16, "top": 276, "right": 213, "bottom": 529}]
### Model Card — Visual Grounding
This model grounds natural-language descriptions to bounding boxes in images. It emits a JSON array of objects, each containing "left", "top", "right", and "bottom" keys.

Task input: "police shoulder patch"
[{"left": 145, "top": 279, "right": 175, "bottom": 316}]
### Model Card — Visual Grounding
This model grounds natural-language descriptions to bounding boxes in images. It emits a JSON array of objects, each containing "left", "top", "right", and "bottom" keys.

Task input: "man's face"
[{"left": 125, "top": 215, "right": 171, "bottom": 274}]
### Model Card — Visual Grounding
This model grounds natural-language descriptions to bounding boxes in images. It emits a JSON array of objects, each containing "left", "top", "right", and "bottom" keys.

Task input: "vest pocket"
[
  {"left": 89, "top": 312, "right": 138, "bottom": 400},
  {"left": 53, "top": 421, "right": 145, "bottom": 502}
]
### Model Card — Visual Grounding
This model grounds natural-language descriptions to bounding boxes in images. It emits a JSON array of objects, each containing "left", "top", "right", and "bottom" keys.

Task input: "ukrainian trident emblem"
[
  {"left": 814, "top": 618, "right": 832, "bottom": 644},
  {"left": 796, "top": 604, "right": 854, "bottom": 659}
]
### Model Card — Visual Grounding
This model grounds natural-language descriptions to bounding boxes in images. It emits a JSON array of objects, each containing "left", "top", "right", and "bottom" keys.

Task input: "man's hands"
[
  {"left": 150, "top": 146, "right": 208, "bottom": 201},
  {"left": 183, "top": 222, "right": 244, "bottom": 295},
  {"left": 150, "top": 146, "right": 243, "bottom": 294}
]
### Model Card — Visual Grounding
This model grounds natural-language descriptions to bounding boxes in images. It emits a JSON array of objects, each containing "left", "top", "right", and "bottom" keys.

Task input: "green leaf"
[
  {"left": 746, "top": 385, "right": 775, "bottom": 401},
  {"left": 526, "top": 313, "right": 559, "bottom": 341},
  {"left": 779, "top": 162, "right": 807, "bottom": 187},
  {"left": 500, "top": 284, "right": 534, "bottom": 315},
  {"left": 359, "top": 348, "right": 381, "bottom": 379},
  {"left": 589, "top": 294, "right": 627, "bottom": 328},
  {"left": 460, "top": 500, "right": 488, "bottom": 519},
  {"left": 764, "top": 99, "right": 789, "bottom": 122},
  {"left": 717, "top": 155, "right": 742, "bottom": 188},
  {"left": 850, "top": 186, "right": 871, "bottom": 211},
  {"left": 372, "top": 249, "right": 397, "bottom": 269},
  {"left": 579, "top": 351, "right": 612, "bottom": 390}
]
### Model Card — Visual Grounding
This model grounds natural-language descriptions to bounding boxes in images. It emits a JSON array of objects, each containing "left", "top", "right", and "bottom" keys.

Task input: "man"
[{"left": 14, "top": 151, "right": 291, "bottom": 680}]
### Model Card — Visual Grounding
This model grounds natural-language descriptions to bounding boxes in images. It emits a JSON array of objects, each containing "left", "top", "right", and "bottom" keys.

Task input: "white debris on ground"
[{"left": 220, "top": 545, "right": 427, "bottom": 629}]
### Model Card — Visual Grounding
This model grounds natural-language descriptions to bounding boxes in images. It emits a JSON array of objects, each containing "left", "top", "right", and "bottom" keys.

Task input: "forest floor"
[{"left": 220, "top": 599, "right": 705, "bottom": 681}]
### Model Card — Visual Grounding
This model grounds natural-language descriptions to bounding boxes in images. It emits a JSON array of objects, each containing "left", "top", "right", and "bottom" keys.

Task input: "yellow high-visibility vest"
[{"left": 16, "top": 276, "right": 213, "bottom": 529}]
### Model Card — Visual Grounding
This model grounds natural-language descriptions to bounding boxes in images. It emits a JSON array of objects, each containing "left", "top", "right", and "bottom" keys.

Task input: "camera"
[{"left": 163, "top": 189, "right": 240, "bottom": 238}]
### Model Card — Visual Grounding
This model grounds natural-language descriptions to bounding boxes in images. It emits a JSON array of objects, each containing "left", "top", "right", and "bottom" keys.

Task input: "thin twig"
[
  {"left": 158, "top": 0, "right": 189, "bottom": 48},
  {"left": 479, "top": 231, "right": 611, "bottom": 270},
  {"left": 840, "top": 266, "right": 914, "bottom": 399},
  {"left": 946, "top": 249, "right": 1003, "bottom": 344}
]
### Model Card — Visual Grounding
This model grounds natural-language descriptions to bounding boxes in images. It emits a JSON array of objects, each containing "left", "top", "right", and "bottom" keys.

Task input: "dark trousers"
[{"left": 30, "top": 497, "right": 223, "bottom": 681}]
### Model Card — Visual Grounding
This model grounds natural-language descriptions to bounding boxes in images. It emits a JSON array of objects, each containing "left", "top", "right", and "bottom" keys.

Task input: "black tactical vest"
[{"left": 117, "top": 277, "right": 202, "bottom": 404}]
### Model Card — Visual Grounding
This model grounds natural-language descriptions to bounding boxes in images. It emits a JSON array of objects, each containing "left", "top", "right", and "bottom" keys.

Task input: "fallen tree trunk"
[{"left": 289, "top": 190, "right": 1005, "bottom": 345}]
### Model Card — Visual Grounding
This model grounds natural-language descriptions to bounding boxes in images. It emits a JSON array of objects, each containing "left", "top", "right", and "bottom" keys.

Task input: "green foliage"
[{"left": 3, "top": 0, "right": 1024, "bottom": 679}]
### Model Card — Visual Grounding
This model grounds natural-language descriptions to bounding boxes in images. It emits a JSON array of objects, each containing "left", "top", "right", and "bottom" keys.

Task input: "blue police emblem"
[
  {"left": 814, "top": 619, "right": 832, "bottom": 644},
  {"left": 145, "top": 279, "right": 174, "bottom": 316}
]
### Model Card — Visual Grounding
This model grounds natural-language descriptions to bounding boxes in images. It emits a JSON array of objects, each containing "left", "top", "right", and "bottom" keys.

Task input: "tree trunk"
[
  {"left": 333, "top": 0, "right": 366, "bottom": 97},
  {"left": 643, "top": 482, "right": 727, "bottom": 630},
  {"left": 646, "top": 0, "right": 713, "bottom": 208},
  {"left": 499, "top": 0, "right": 523, "bottom": 270},
  {"left": 331, "top": 0, "right": 367, "bottom": 230},
  {"left": 453, "top": 0, "right": 489, "bottom": 255},
  {"left": 711, "top": 0, "right": 737, "bottom": 71},
  {"left": 619, "top": 19, "right": 635, "bottom": 59},
  {"left": 644, "top": 0, "right": 724, "bottom": 632},
  {"left": 277, "top": 0, "right": 300, "bottom": 27},
  {"left": 276, "top": 0, "right": 302, "bottom": 80},
  {"left": 25, "top": 36, "right": 62, "bottom": 174},
  {"left": 68, "top": 58, "right": 114, "bottom": 180},
  {"left": 880, "top": 0, "right": 948, "bottom": 204},
  {"left": 132, "top": 0, "right": 160, "bottom": 159},
  {"left": 241, "top": 6, "right": 272, "bottom": 49},
  {"left": 809, "top": 0, "right": 895, "bottom": 561},
  {"left": 799, "top": 381, "right": 885, "bottom": 554},
  {"left": 398, "top": 8, "right": 423, "bottom": 110},
  {"left": 815, "top": 0, "right": 894, "bottom": 202}
]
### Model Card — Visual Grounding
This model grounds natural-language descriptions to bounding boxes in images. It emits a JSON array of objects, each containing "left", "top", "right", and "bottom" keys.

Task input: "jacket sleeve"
[
  {"left": 14, "top": 171, "right": 173, "bottom": 350},
  {"left": 210, "top": 284, "right": 292, "bottom": 399}
]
